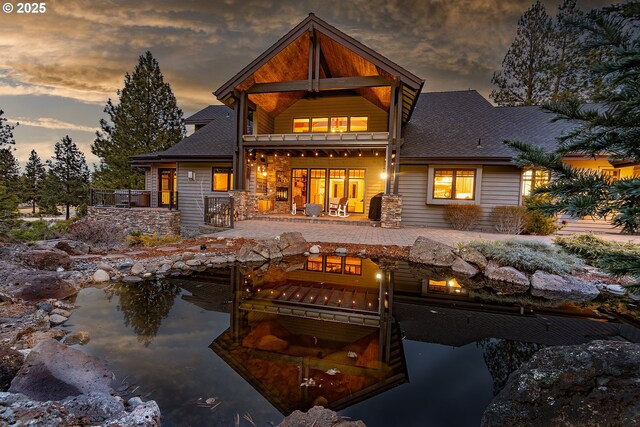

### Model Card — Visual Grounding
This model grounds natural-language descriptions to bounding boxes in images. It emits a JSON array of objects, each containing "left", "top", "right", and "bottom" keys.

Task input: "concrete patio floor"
[{"left": 212, "top": 220, "right": 640, "bottom": 247}]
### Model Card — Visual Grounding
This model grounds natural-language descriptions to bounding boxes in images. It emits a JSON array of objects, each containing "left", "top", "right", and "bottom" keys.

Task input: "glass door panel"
[
  {"left": 347, "top": 169, "right": 365, "bottom": 213},
  {"left": 328, "top": 169, "right": 346, "bottom": 201},
  {"left": 291, "top": 169, "right": 308, "bottom": 209},
  {"left": 158, "top": 169, "right": 176, "bottom": 206},
  {"left": 309, "top": 169, "right": 326, "bottom": 210}
]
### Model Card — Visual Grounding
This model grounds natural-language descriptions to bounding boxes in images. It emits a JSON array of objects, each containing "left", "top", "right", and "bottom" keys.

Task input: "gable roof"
[
  {"left": 214, "top": 13, "right": 424, "bottom": 123},
  {"left": 401, "top": 90, "right": 577, "bottom": 161}
]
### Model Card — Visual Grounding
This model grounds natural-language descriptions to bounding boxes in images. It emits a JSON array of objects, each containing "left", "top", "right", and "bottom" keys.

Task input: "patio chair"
[
  {"left": 291, "top": 195, "right": 306, "bottom": 215},
  {"left": 328, "top": 197, "right": 349, "bottom": 218}
]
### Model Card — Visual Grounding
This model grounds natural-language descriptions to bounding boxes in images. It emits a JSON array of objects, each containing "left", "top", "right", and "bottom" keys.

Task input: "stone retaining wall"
[
  {"left": 87, "top": 207, "right": 180, "bottom": 236},
  {"left": 381, "top": 195, "right": 402, "bottom": 229}
]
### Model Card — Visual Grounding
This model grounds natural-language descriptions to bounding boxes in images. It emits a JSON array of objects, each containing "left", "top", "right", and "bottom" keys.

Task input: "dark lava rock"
[
  {"left": 279, "top": 405, "right": 366, "bottom": 426},
  {"left": 408, "top": 236, "right": 458, "bottom": 267},
  {"left": 0, "top": 348, "right": 24, "bottom": 391},
  {"left": 482, "top": 340, "right": 640, "bottom": 427},
  {"left": 62, "top": 392, "right": 125, "bottom": 424},
  {"left": 5, "top": 272, "right": 78, "bottom": 302},
  {"left": 9, "top": 338, "right": 113, "bottom": 401},
  {"left": 20, "top": 249, "right": 72, "bottom": 271},
  {"left": 36, "top": 301, "right": 53, "bottom": 313}
]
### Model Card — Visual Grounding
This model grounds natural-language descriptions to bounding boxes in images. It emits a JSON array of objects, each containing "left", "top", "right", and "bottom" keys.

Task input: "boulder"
[
  {"left": 0, "top": 348, "right": 24, "bottom": 391},
  {"left": 484, "top": 262, "right": 529, "bottom": 293},
  {"left": 95, "top": 262, "right": 114, "bottom": 272},
  {"left": 309, "top": 245, "right": 321, "bottom": 254},
  {"left": 62, "top": 391, "right": 126, "bottom": 424},
  {"left": 49, "top": 314, "right": 68, "bottom": 326},
  {"left": 531, "top": 271, "right": 600, "bottom": 302},
  {"left": 64, "top": 331, "right": 90, "bottom": 346},
  {"left": 458, "top": 247, "right": 488, "bottom": 270},
  {"left": 20, "top": 249, "right": 72, "bottom": 271},
  {"left": 109, "top": 400, "right": 161, "bottom": 426},
  {"left": 482, "top": 341, "right": 640, "bottom": 427},
  {"left": 130, "top": 263, "right": 145, "bottom": 275},
  {"left": 236, "top": 243, "right": 268, "bottom": 263},
  {"left": 185, "top": 259, "right": 201, "bottom": 267},
  {"left": 93, "top": 269, "right": 110, "bottom": 283},
  {"left": 237, "top": 239, "right": 283, "bottom": 262},
  {"left": 5, "top": 272, "right": 78, "bottom": 302},
  {"left": 51, "top": 308, "right": 70, "bottom": 318},
  {"left": 451, "top": 257, "right": 479, "bottom": 277},
  {"left": 279, "top": 405, "right": 366, "bottom": 427},
  {"left": 277, "top": 232, "right": 308, "bottom": 256},
  {"left": 408, "top": 237, "right": 457, "bottom": 267},
  {"left": 53, "top": 240, "right": 90, "bottom": 256},
  {"left": 9, "top": 338, "right": 113, "bottom": 401}
]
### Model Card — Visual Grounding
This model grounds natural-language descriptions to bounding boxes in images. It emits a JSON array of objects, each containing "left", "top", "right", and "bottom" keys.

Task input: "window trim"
[
  {"left": 211, "top": 167, "right": 233, "bottom": 192},
  {"left": 426, "top": 166, "right": 482, "bottom": 205},
  {"left": 520, "top": 168, "right": 550, "bottom": 201}
]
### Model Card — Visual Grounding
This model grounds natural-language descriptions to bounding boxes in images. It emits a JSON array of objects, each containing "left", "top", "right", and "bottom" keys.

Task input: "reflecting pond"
[{"left": 66, "top": 256, "right": 640, "bottom": 427}]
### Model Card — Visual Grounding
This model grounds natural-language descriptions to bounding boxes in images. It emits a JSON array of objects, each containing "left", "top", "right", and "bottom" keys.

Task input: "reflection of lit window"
[
  {"left": 212, "top": 168, "right": 233, "bottom": 191},
  {"left": 306, "top": 257, "right": 323, "bottom": 271},
  {"left": 293, "top": 118, "right": 310, "bottom": 133},
  {"left": 325, "top": 256, "right": 342, "bottom": 273},
  {"left": 599, "top": 167, "right": 620, "bottom": 181},
  {"left": 427, "top": 278, "right": 466, "bottom": 295},
  {"left": 344, "top": 257, "right": 362, "bottom": 275},
  {"left": 312, "top": 117, "right": 329, "bottom": 132},
  {"left": 349, "top": 117, "right": 368, "bottom": 132},
  {"left": 433, "top": 169, "right": 475, "bottom": 200},
  {"left": 330, "top": 117, "right": 348, "bottom": 133},
  {"left": 521, "top": 169, "right": 549, "bottom": 197}
]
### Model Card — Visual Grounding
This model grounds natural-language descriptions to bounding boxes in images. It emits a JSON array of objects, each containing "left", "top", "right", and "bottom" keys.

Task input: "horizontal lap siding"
[
  {"left": 399, "top": 165, "right": 522, "bottom": 230},
  {"left": 177, "top": 162, "right": 231, "bottom": 231}
]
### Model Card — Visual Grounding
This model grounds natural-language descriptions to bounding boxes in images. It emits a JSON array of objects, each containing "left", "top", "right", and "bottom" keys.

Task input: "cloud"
[
  {"left": 12, "top": 117, "right": 97, "bottom": 133},
  {"left": 0, "top": 82, "right": 108, "bottom": 104}
]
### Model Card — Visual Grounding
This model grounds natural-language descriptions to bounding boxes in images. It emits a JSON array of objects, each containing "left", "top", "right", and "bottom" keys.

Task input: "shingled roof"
[{"left": 401, "top": 90, "right": 576, "bottom": 161}]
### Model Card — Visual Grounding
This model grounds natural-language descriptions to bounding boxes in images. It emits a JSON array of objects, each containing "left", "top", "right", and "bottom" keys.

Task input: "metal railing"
[
  {"left": 89, "top": 189, "right": 179, "bottom": 210},
  {"left": 204, "top": 196, "right": 234, "bottom": 228}
]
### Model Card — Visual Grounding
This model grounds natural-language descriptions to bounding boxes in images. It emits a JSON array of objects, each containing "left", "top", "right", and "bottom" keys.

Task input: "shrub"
[
  {"left": 127, "top": 232, "right": 181, "bottom": 247},
  {"left": 524, "top": 211, "right": 558, "bottom": 235},
  {"left": 76, "top": 203, "right": 88, "bottom": 218},
  {"left": 67, "top": 219, "right": 125, "bottom": 249},
  {"left": 467, "top": 239, "right": 582, "bottom": 275},
  {"left": 444, "top": 204, "right": 483, "bottom": 231},
  {"left": 10, "top": 219, "right": 71, "bottom": 241},
  {"left": 492, "top": 206, "right": 527, "bottom": 234},
  {"left": 554, "top": 234, "right": 640, "bottom": 267}
]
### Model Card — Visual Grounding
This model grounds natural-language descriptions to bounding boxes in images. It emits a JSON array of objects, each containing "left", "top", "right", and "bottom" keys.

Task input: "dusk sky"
[{"left": 0, "top": 0, "right": 611, "bottom": 167}]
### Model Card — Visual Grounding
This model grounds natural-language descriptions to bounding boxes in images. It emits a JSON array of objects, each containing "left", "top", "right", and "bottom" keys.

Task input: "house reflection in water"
[{"left": 209, "top": 255, "right": 407, "bottom": 415}]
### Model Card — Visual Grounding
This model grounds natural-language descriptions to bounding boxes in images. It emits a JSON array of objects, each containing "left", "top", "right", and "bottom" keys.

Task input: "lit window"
[
  {"left": 433, "top": 169, "right": 475, "bottom": 200},
  {"left": 312, "top": 117, "right": 329, "bottom": 132},
  {"left": 325, "top": 256, "right": 343, "bottom": 273},
  {"left": 293, "top": 118, "right": 310, "bottom": 133},
  {"left": 330, "top": 117, "right": 348, "bottom": 133},
  {"left": 521, "top": 169, "right": 549, "bottom": 197},
  {"left": 349, "top": 117, "right": 368, "bottom": 132},
  {"left": 212, "top": 168, "right": 233, "bottom": 191},
  {"left": 306, "top": 256, "right": 323, "bottom": 271},
  {"left": 344, "top": 257, "right": 362, "bottom": 275},
  {"left": 599, "top": 167, "right": 620, "bottom": 181}
]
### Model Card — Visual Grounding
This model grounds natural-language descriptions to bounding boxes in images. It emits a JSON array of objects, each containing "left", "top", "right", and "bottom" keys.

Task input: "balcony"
[
  {"left": 242, "top": 131, "right": 389, "bottom": 146},
  {"left": 89, "top": 189, "right": 178, "bottom": 210}
]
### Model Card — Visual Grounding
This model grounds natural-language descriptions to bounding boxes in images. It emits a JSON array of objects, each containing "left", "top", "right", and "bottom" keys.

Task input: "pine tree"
[
  {"left": 0, "top": 148, "right": 20, "bottom": 189},
  {"left": 92, "top": 51, "right": 185, "bottom": 189},
  {"left": 0, "top": 109, "right": 16, "bottom": 147},
  {"left": 21, "top": 150, "right": 46, "bottom": 214},
  {"left": 505, "top": 2, "right": 640, "bottom": 286},
  {"left": 491, "top": 1, "right": 554, "bottom": 106},
  {"left": 45, "top": 136, "right": 91, "bottom": 220}
]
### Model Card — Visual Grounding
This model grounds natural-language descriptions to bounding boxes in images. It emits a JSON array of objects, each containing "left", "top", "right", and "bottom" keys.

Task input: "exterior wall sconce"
[
  {"left": 380, "top": 172, "right": 388, "bottom": 180},
  {"left": 187, "top": 171, "right": 195, "bottom": 180}
]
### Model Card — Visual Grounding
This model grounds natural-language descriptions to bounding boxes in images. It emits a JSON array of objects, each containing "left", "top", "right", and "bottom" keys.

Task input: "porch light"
[
  {"left": 380, "top": 172, "right": 388, "bottom": 180},
  {"left": 287, "top": 153, "right": 290, "bottom": 157},
  {"left": 375, "top": 152, "right": 379, "bottom": 156},
  {"left": 358, "top": 153, "right": 362, "bottom": 157},
  {"left": 344, "top": 153, "right": 347, "bottom": 156},
  {"left": 315, "top": 152, "right": 319, "bottom": 156},
  {"left": 330, "top": 154, "right": 333, "bottom": 157},
  {"left": 376, "top": 272, "right": 382, "bottom": 280},
  {"left": 301, "top": 153, "right": 305, "bottom": 157}
]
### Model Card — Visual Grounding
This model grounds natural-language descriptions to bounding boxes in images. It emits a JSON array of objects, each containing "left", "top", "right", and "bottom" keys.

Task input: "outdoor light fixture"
[
  {"left": 380, "top": 172, "right": 388, "bottom": 180},
  {"left": 376, "top": 272, "right": 382, "bottom": 280},
  {"left": 187, "top": 171, "right": 195, "bottom": 180}
]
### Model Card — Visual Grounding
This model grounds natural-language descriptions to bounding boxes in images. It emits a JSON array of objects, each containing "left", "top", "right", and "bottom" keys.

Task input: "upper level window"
[
  {"left": 521, "top": 169, "right": 549, "bottom": 197},
  {"left": 212, "top": 168, "right": 233, "bottom": 192},
  {"left": 292, "top": 116, "right": 368, "bottom": 133},
  {"left": 433, "top": 169, "right": 475, "bottom": 200}
]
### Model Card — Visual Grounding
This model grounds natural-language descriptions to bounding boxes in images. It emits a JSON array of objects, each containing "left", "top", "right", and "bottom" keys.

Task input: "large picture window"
[
  {"left": 433, "top": 169, "right": 475, "bottom": 200},
  {"left": 292, "top": 116, "right": 368, "bottom": 133},
  {"left": 212, "top": 168, "right": 233, "bottom": 191},
  {"left": 521, "top": 169, "right": 549, "bottom": 197}
]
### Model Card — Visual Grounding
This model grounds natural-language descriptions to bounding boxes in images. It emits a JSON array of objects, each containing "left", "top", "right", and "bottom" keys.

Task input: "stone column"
[
  {"left": 380, "top": 194, "right": 402, "bottom": 229},
  {"left": 230, "top": 191, "right": 258, "bottom": 221}
]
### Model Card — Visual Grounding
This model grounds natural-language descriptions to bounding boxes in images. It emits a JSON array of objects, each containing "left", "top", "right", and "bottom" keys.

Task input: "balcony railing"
[
  {"left": 204, "top": 195, "right": 234, "bottom": 228},
  {"left": 242, "top": 131, "right": 389, "bottom": 144},
  {"left": 89, "top": 189, "right": 178, "bottom": 210}
]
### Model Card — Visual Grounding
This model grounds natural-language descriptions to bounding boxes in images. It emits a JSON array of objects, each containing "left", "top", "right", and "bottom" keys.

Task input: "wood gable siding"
[
  {"left": 176, "top": 162, "right": 232, "bottom": 231},
  {"left": 398, "top": 165, "right": 522, "bottom": 229},
  {"left": 273, "top": 95, "right": 388, "bottom": 134}
]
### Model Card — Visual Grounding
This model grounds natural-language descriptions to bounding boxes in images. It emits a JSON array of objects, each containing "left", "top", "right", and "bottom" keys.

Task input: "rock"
[
  {"left": 451, "top": 257, "right": 479, "bottom": 276},
  {"left": 4, "top": 272, "right": 78, "bottom": 301},
  {"left": 303, "top": 251, "right": 310, "bottom": 256},
  {"left": 309, "top": 245, "right": 321, "bottom": 254},
  {"left": 0, "top": 392, "right": 71, "bottom": 425},
  {"left": 481, "top": 341, "right": 640, "bottom": 427},
  {"left": 185, "top": 259, "right": 201, "bottom": 267},
  {"left": 226, "top": 254, "right": 236, "bottom": 263},
  {"left": 122, "top": 276, "right": 143, "bottom": 283},
  {"left": 36, "top": 301, "right": 53, "bottom": 313},
  {"left": 172, "top": 261, "right": 187, "bottom": 270},
  {"left": 408, "top": 236, "right": 457, "bottom": 267},
  {"left": 53, "top": 300, "right": 74, "bottom": 311},
  {"left": 9, "top": 338, "right": 113, "bottom": 401},
  {"left": 279, "top": 405, "right": 366, "bottom": 427},
  {"left": 130, "top": 262, "right": 145, "bottom": 275},
  {"left": 64, "top": 331, "right": 90, "bottom": 346},
  {"left": 458, "top": 246, "right": 488, "bottom": 269},
  {"left": 158, "top": 263, "right": 171, "bottom": 273},
  {"left": 277, "top": 232, "right": 308, "bottom": 256},
  {"left": 20, "top": 249, "right": 72, "bottom": 271},
  {"left": 208, "top": 256, "right": 228, "bottom": 264},
  {"left": 96, "top": 263, "right": 114, "bottom": 272},
  {"left": 51, "top": 308, "right": 71, "bottom": 318},
  {"left": 49, "top": 314, "right": 68, "bottom": 326},
  {"left": 484, "top": 262, "right": 529, "bottom": 293},
  {"left": 53, "top": 240, "right": 90, "bottom": 256},
  {"left": 530, "top": 271, "right": 600, "bottom": 302},
  {"left": 110, "top": 400, "right": 161, "bottom": 426},
  {"left": 237, "top": 243, "right": 268, "bottom": 263},
  {"left": 127, "top": 396, "right": 143, "bottom": 408},
  {"left": 0, "top": 348, "right": 24, "bottom": 391},
  {"left": 92, "top": 269, "right": 111, "bottom": 283},
  {"left": 116, "top": 261, "right": 133, "bottom": 272},
  {"left": 603, "top": 284, "right": 627, "bottom": 296},
  {"left": 335, "top": 247, "right": 348, "bottom": 255},
  {"left": 62, "top": 391, "right": 126, "bottom": 424}
]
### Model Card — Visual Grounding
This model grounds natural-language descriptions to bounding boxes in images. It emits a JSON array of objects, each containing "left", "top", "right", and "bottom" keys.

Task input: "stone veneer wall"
[
  {"left": 381, "top": 194, "right": 402, "bottom": 229},
  {"left": 87, "top": 207, "right": 181, "bottom": 235},
  {"left": 267, "top": 154, "right": 292, "bottom": 214},
  {"left": 230, "top": 191, "right": 259, "bottom": 220}
]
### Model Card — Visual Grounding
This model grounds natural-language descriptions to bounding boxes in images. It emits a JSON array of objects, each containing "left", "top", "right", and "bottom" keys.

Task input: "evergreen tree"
[
  {"left": 45, "top": 136, "right": 91, "bottom": 220},
  {"left": 505, "top": 2, "right": 640, "bottom": 286},
  {"left": 21, "top": 150, "right": 46, "bottom": 214},
  {"left": 92, "top": 51, "right": 185, "bottom": 189},
  {"left": 0, "top": 182, "right": 18, "bottom": 238},
  {"left": 0, "top": 148, "right": 20, "bottom": 189},
  {"left": 491, "top": 1, "right": 554, "bottom": 106},
  {"left": 0, "top": 109, "right": 16, "bottom": 147}
]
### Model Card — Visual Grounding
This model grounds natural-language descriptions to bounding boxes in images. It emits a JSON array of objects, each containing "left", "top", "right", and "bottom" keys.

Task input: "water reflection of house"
[{"left": 207, "top": 259, "right": 407, "bottom": 415}]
